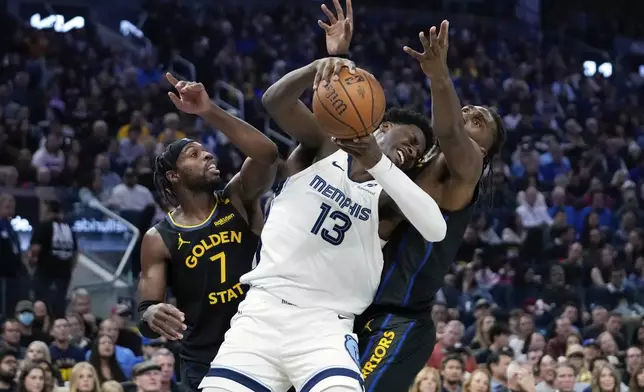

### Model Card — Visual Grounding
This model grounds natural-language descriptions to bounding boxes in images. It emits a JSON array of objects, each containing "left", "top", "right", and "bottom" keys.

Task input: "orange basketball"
[{"left": 312, "top": 67, "right": 386, "bottom": 139}]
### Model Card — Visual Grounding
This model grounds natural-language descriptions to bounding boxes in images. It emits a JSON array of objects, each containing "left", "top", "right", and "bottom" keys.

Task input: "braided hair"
[{"left": 153, "top": 138, "right": 195, "bottom": 208}]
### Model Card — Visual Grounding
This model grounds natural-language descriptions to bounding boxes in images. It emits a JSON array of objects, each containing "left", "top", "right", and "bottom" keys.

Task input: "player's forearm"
[
  {"left": 200, "top": 102, "right": 278, "bottom": 165},
  {"left": 262, "top": 62, "right": 317, "bottom": 111},
  {"left": 370, "top": 155, "right": 447, "bottom": 242},
  {"left": 430, "top": 72, "right": 482, "bottom": 181},
  {"left": 430, "top": 73, "right": 465, "bottom": 141}
]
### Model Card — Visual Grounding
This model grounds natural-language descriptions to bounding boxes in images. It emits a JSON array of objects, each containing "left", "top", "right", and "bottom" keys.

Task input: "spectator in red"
[{"left": 427, "top": 321, "right": 478, "bottom": 372}]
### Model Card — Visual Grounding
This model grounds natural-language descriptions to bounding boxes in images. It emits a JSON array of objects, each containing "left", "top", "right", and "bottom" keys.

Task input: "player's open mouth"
[
  {"left": 207, "top": 164, "right": 220, "bottom": 175},
  {"left": 396, "top": 150, "right": 406, "bottom": 165}
]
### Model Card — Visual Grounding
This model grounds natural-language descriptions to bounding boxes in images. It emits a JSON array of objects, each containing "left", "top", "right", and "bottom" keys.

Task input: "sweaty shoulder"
[
  {"left": 416, "top": 153, "right": 478, "bottom": 212},
  {"left": 141, "top": 226, "right": 171, "bottom": 266}
]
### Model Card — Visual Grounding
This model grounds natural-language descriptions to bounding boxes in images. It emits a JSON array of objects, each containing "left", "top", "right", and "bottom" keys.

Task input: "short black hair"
[
  {"left": 488, "top": 324, "right": 511, "bottom": 343},
  {"left": 442, "top": 353, "right": 465, "bottom": 370},
  {"left": 382, "top": 108, "right": 433, "bottom": 154}
]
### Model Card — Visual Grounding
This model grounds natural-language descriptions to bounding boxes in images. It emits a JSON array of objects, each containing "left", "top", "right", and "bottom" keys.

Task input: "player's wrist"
[{"left": 366, "top": 154, "right": 391, "bottom": 174}]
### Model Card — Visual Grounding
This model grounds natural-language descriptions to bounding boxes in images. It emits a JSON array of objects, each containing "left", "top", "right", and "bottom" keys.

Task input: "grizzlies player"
[
  {"left": 200, "top": 33, "right": 447, "bottom": 392},
  {"left": 356, "top": 21, "right": 507, "bottom": 391},
  {"left": 137, "top": 74, "right": 277, "bottom": 392}
]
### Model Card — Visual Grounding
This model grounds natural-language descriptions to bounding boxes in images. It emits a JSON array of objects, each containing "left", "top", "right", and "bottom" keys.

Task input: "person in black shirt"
[
  {"left": 0, "top": 193, "right": 22, "bottom": 317},
  {"left": 29, "top": 200, "right": 77, "bottom": 318},
  {"left": 137, "top": 74, "right": 277, "bottom": 392},
  {"left": 0, "top": 347, "right": 17, "bottom": 392}
]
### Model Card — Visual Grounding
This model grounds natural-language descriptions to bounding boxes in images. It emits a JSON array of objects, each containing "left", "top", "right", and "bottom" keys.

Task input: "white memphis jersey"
[{"left": 241, "top": 150, "right": 384, "bottom": 315}]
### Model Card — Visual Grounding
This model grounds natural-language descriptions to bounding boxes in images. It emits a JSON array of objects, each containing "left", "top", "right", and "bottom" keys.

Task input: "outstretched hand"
[
  {"left": 403, "top": 20, "right": 450, "bottom": 79},
  {"left": 318, "top": 0, "right": 353, "bottom": 55},
  {"left": 166, "top": 73, "right": 212, "bottom": 115},
  {"left": 333, "top": 135, "right": 382, "bottom": 170}
]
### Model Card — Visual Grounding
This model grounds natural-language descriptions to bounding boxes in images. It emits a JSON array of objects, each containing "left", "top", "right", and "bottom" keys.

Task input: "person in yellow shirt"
[
  {"left": 117, "top": 111, "right": 151, "bottom": 140},
  {"left": 157, "top": 112, "right": 186, "bottom": 143}
]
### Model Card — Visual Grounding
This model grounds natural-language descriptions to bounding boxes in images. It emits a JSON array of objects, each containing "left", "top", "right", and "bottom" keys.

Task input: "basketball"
[{"left": 312, "top": 67, "right": 386, "bottom": 139}]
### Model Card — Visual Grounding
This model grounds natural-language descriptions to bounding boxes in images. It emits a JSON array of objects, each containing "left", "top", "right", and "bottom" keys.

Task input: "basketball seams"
[
  {"left": 336, "top": 74, "right": 368, "bottom": 137},
  {"left": 364, "top": 73, "right": 377, "bottom": 137},
  {"left": 314, "top": 88, "right": 360, "bottom": 137}
]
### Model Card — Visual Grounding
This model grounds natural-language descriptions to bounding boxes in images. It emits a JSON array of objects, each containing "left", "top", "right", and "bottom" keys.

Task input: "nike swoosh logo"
[
  {"left": 332, "top": 161, "right": 345, "bottom": 171},
  {"left": 338, "top": 315, "right": 350, "bottom": 320}
]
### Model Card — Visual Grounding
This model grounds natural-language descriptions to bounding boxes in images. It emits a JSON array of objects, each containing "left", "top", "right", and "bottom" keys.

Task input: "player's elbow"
[
  {"left": 422, "top": 218, "right": 447, "bottom": 242},
  {"left": 261, "top": 87, "right": 284, "bottom": 113}
]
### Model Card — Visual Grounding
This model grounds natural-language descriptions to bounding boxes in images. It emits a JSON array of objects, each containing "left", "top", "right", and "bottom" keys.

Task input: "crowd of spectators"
[{"left": 2, "top": 0, "right": 644, "bottom": 391}]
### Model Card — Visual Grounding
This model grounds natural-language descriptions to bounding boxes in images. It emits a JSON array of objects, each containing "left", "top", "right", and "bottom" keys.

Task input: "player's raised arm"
[
  {"left": 137, "top": 228, "right": 187, "bottom": 340},
  {"left": 334, "top": 137, "right": 447, "bottom": 242},
  {"left": 262, "top": 0, "right": 353, "bottom": 153},
  {"left": 166, "top": 73, "right": 277, "bottom": 204},
  {"left": 404, "top": 21, "right": 483, "bottom": 184}
]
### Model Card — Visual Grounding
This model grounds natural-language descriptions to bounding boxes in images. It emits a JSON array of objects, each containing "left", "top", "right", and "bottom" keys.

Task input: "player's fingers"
[
  {"left": 332, "top": 0, "right": 344, "bottom": 20},
  {"left": 403, "top": 46, "right": 423, "bottom": 60},
  {"left": 165, "top": 72, "right": 180, "bottom": 87},
  {"left": 344, "top": 19, "right": 352, "bottom": 36},
  {"left": 321, "top": 61, "right": 335, "bottom": 86},
  {"left": 318, "top": 20, "right": 331, "bottom": 32},
  {"left": 429, "top": 26, "right": 439, "bottom": 52},
  {"left": 438, "top": 20, "right": 449, "bottom": 47},
  {"left": 347, "top": 60, "right": 356, "bottom": 74},
  {"left": 175, "top": 80, "right": 188, "bottom": 92},
  {"left": 164, "top": 304, "right": 185, "bottom": 321},
  {"left": 321, "top": 4, "right": 337, "bottom": 24},
  {"left": 151, "top": 321, "right": 182, "bottom": 340},
  {"left": 346, "top": 0, "right": 353, "bottom": 21},
  {"left": 168, "top": 92, "right": 182, "bottom": 107},
  {"left": 418, "top": 31, "right": 431, "bottom": 53},
  {"left": 332, "top": 61, "right": 344, "bottom": 81}
]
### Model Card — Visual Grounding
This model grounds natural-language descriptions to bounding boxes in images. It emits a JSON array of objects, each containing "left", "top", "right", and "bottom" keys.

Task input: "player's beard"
[{"left": 188, "top": 175, "right": 220, "bottom": 194}]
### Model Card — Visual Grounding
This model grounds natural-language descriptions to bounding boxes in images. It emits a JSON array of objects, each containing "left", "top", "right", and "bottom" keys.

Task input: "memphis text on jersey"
[
  {"left": 310, "top": 175, "right": 372, "bottom": 221},
  {"left": 179, "top": 228, "right": 245, "bottom": 306}
]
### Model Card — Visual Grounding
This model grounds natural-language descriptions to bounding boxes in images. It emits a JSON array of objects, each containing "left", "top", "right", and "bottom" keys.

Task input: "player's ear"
[
  {"left": 379, "top": 121, "right": 392, "bottom": 133},
  {"left": 166, "top": 170, "right": 179, "bottom": 184}
]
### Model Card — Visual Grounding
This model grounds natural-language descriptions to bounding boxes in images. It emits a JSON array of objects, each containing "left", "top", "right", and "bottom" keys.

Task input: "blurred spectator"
[
  {"left": 150, "top": 349, "right": 179, "bottom": 392},
  {"left": 462, "top": 368, "right": 492, "bottom": 392},
  {"left": 67, "top": 314, "right": 91, "bottom": 351},
  {"left": 25, "top": 342, "right": 51, "bottom": 364},
  {"left": 0, "top": 194, "right": 22, "bottom": 316},
  {"left": 69, "top": 362, "right": 101, "bottom": 392},
  {"left": 15, "top": 301, "right": 51, "bottom": 346},
  {"left": 29, "top": 201, "right": 77, "bottom": 318},
  {"left": 0, "top": 347, "right": 18, "bottom": 392},
  {"left": 409, "top": 366, "right": 440, "bottom": 392},
  {"left": 49, "top": 319, "right": 85, "bottom": 383},
  {"left": 106, "top": 169, "right": 155, "bottom": 213},
  {"left": 428, "top": 321, "right": 478, "bottom": 372},
  {"left": 16, "top": 361, "right": 45, "bottom": 392},
  {"left": 130, "top": 362, "right": 161, "bottom": 392},
  {"left": 1, "top": 319, "right": 25, "bottom": 359},
  {"left": 108, "top": 305, "right": 141, "bottom": 357},
  {"left": 87, "top": 335, "right": 126, "bottom": 384},
  {"left": 440, "top": 354, "right": 464, "bottom": 391},
  {"left": 86, "top": 320, "right": 135, "bottom": 377}
]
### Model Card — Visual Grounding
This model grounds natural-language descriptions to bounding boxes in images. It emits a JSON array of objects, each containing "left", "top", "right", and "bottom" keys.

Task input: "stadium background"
[{"left": 3, "top": 0, "right": 644, "bottom": 390}]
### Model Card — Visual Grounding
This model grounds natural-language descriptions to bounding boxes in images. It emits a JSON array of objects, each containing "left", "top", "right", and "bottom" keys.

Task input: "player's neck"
[
  {"left": 177, "top": 191, "right": 217, "bottom": 221},
  {"left": 348, "top": 160, "right": 373, "bottom": 183}
]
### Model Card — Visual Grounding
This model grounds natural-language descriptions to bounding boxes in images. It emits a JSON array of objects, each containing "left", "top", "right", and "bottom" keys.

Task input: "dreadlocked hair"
[
  {"left": 479, "top": 108, "right": 507, "bottom": 204},
  {"left": 154, "top": 152, "right": 179, "bottom": 208}
]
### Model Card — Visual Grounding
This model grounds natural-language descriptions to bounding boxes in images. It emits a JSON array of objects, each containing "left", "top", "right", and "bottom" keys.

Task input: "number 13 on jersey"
[{"left": 310, "top": 202, "right": 352, "bottom": 246}]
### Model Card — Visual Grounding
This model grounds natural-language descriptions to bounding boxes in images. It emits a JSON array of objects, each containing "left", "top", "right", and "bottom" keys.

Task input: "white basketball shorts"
[{"left": 198, "top": 287, "right": 364, "bottom": 392}]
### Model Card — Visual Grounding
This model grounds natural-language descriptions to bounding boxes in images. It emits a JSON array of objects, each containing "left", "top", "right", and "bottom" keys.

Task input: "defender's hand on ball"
[
  {"left": 403, "top": 20, "right": 450, "bottom": 79},
  {"left": 166, "top": 72, "right": 212, "bottom": 115},
  {"left": 318, "top": 0, "right": 354, "bottom": 56},
  {"left": 333, "top": 135, "right": 382, "bottom": 170},
  {"left": 313, "top": 57, "right": 356, "bottom": 90},
  {"left": 143, "top": 303, "right": 187, "bottom": 340}
]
